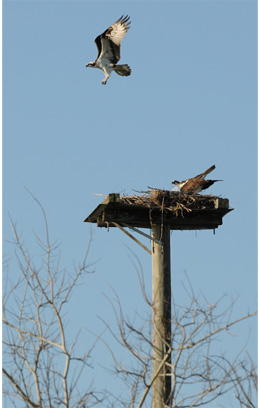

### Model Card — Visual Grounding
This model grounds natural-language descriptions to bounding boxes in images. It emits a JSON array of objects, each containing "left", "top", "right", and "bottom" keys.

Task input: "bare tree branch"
[
  {"left": 3, "top": 197, "right": 101, "bottom": 408},
  {"left": 98, "top": 262, "right": 257, "bottom": 408}
]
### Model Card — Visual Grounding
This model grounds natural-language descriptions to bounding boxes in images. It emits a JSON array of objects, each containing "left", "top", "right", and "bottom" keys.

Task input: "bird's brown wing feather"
[{"left": 181, "top": 179, "right": 204, "bottom": 193}]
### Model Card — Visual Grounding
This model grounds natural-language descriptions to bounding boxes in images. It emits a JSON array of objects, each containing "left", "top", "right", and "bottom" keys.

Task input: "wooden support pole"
[{"left": 152, "top": 223, "right": 171, "bottom": 408}]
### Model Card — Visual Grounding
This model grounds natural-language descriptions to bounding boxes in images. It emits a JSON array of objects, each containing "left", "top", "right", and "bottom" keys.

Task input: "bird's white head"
[
  {"left": 172, "top": 180, "right": 188, "bottom": 189},
  {"left": 86, "top": 61, "right": 96, "bottom": 68}
]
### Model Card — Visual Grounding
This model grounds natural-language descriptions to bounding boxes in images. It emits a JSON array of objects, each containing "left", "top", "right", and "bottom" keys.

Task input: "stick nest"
[{"left": 120, "top": 189, "right": 219, "bottom": 217}]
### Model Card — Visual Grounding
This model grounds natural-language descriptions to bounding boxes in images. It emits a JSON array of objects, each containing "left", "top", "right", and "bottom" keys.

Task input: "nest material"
[{"left": 120, "top": 189, "right": 218, "bottom": 217}]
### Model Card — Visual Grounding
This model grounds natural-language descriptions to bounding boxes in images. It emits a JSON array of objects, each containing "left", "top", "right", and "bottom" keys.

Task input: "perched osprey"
[
  {"left": 172, "top": 165, "right": 222, "bottom": 194},
  {"left": 86, "top": 15, "right": 131, "bottom": 85}
]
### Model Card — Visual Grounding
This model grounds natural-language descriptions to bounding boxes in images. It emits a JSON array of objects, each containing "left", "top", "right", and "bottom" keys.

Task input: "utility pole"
[
  {"left": 152, "top": 223, "right": 171, "bottom": 407},
  {"left": 84, "top": 192, "right": 232, "bottom": 407}
]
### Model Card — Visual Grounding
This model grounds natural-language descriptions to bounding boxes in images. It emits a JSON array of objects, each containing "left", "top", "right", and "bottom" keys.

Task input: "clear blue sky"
[{"left": 3, "top": 0, "right": 257, "bottom": 406}]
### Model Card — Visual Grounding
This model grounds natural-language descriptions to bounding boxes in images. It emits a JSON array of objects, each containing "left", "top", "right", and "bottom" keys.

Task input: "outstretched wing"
[
  {"left": 105, "top": 15, "right": 131, "bottom": 46},
  {"left": 194, "top": 165, "right": 216, "bottom": 180},
  {"left": 95, "top": 15, "right": 131, "bottom": 64}
]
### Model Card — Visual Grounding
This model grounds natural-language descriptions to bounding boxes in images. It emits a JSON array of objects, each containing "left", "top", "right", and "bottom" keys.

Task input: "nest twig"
[{"left": 120, "top": 189, "right": 219, "bottom": 217}]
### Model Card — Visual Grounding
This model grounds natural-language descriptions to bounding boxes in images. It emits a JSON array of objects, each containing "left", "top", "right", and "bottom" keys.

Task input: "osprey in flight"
[
  {"left": 86, "top": 15, "right": 131, "bottom": 85},
  {"left": 172, "top": 165, "right": 222, "bottom": 194}
]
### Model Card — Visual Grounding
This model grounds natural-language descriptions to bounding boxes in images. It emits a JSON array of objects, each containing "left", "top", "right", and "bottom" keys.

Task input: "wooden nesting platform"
[{"left": 84, "top": 190, "right": 233, "bottom": 231}]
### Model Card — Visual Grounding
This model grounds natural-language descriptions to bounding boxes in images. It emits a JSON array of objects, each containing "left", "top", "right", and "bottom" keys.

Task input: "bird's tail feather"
[
  {"left": 196, "top": 165, "right": 216, "bottom": 179},
  {"left": 204, "top": 165, "right": 216, "bottom": 176},
  {"left": 114, "top": 64, "right": 131, "bottom": 77}
]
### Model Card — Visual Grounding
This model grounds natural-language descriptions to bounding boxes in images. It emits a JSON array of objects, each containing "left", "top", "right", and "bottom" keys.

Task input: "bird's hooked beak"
[{"left": 86, "top": 62, "right": 94, "bottom": 68}]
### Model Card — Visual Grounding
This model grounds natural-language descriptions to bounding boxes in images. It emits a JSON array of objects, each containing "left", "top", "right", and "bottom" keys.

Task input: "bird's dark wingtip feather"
[{"left": 117, "top": 15, "right": 131, "bottom": 26}]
